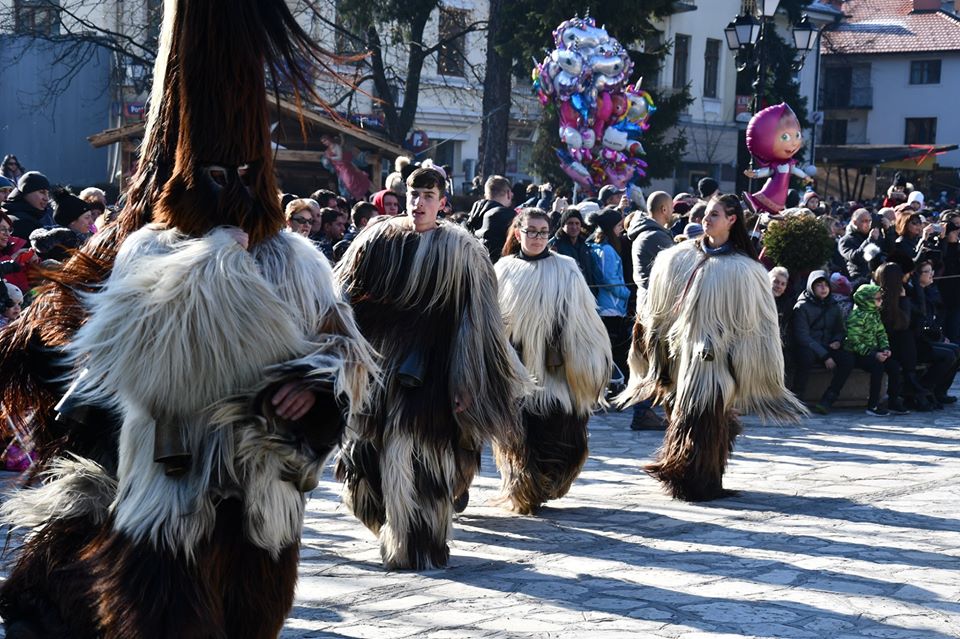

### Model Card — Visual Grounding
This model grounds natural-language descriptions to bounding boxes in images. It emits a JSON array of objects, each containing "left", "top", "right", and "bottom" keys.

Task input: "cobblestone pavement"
[
  {"left": 288, "top": 397, "right": 960, "bottom": 638},
  {"left": 2, "top": 394, "right": 958, "bottom": 638}
]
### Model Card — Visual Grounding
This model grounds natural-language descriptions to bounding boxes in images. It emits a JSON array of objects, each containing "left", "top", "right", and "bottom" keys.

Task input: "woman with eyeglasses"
[
  {"left": 283, "top": 197, "right": 319, "bottom": 237},
  {"left": 620, "top": 194, "right": 805, "bottom": 501},
  {"left": 493, "top": 208, "right": 611, "bottom": 513},
  {"left": 1, "top": 155, "right": 24, "bottom": 182}
]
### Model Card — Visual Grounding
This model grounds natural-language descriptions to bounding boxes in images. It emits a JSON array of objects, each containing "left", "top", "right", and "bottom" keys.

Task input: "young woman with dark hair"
[
  {"left": 619, "top": 193, "right": 804, "bottom": 501},
  {"left": 494, "top": 208, "right": 611, "bottom": 513},
  {"left": 586, "top": 207, "right": 630, "bottom": 390}
]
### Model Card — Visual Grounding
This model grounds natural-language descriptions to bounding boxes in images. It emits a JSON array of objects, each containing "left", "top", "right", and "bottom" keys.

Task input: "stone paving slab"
[
  {"left": 287, "top": 396, "right": 960, "bottom": 639},
  {"left": 1, "top": 392, "right": 958, "bottom": 638}
]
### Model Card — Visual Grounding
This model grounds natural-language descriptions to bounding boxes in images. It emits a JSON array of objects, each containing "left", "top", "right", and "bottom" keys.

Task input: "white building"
[{"left": 817, "top": 0, "right": 960, "bottom": 200}]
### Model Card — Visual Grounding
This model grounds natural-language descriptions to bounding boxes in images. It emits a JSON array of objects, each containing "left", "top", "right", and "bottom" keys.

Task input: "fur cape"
[
  {"left": 621, "top": 240, "right": 806, "bottom": 422},
  {"left": 619, "top": 240, "right": 806, "bottom": 501},
  {"left": 494, "top": 252, "right": 610, "bottom": 417},
  {"left": 334, "top": 217, "right": 531, "bottom": 569},
  {"left": 492, "top": 252, "right": 610, "bottom": 513}
]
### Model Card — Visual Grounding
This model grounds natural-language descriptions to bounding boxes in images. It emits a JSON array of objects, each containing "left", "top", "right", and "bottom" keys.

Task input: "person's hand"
[
  {"left": 539, "top": 182, "right": 553, "bottom": 193},
  {"left": 947, "top": 229, "right": 959, "bottom": 244},
  {"left": 743, "top": 169, "right": 758, "bottom": 179},
  {"left": 869, "top": 228, "right": 881, "bottom": 241},
  {"left": 617, "top": 195, "right": 629, "bottom": 211},
  {"left": 876, "top": 351, "right": 889, "bottom": 362},
  {"left": 552, "top": 197, "right": 568, "bottom": 213},
  {"left": 271, "top": 382, "right": 316, "bottom": 420},
  {"left": 824, "top": 357, "right": 836, "bottom": 370},
  {"left": 829, "top": 341, "right": 841, "bottom": 350},
  {"left": 223, "top": 227, "right": 249, "bottom": 250}
]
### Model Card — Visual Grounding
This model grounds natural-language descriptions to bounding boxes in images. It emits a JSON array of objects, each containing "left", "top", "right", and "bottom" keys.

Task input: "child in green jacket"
[{"left": 844, "top": 284, "right": 906, "bottom": 415}]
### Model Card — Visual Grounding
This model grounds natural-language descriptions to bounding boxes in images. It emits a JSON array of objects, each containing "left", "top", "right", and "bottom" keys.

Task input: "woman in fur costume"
[
  {"left": 334, "top": 167, "right": 530, "bottom": 570},
  {"left": 493, "top": 208, "right": 611, "bottom": 514},
  {"left": 0, "top": 2, "right": 377, "bottom": 637},
  {"left": 620, "top": 194, "right": 806, "bottom": 501}
]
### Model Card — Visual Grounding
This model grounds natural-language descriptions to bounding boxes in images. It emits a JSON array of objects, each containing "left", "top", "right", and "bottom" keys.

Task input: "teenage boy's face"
[
  {"left": 408, "top": 184, "right": 445, "bottom": 233},
  {"left": 813, "top": 280, "right": 830, "bottom": 299}
]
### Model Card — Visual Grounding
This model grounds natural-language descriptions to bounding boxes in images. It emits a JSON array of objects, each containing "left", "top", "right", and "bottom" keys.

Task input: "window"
[
  {"left": 821, "top": 66, "right": 852, "bottom": 108},
  {"left": 673, "top": 34, "right": 691, "bottom": 89},
  {"left": 642, "top": 32, "right": 662, "bottom": 88},
  {"left": 821, "top": 119, "right": 848, "bottom": 145},
  {"left": 703, "top": 38, "right": 720, "bottom": 99},
  {"left": 437, "top": 8, "right": 468, "bottom": 78},
  {"left": 14, "top": 0, "right": 60, "bottom": 36},
  {"left": 905, "top": 118, "right": 937, "bottom": 144},
  {"left": 909, "top": 60, "right": 941, "bottom": 85}
]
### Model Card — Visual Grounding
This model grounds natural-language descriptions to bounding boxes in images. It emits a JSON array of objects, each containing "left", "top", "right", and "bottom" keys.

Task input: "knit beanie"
[
  {"left": 829, "top": 272, "right": 852, "bottom": 296},
  {"left": 16, "top": 171, "right": 50, "bottom": 195},
  {"left": 560, "top": 207, "right": 584, "bottom": 226},
  {"left": 697, "top": 177, "right": 719, "bottom": 200},
  {"left": 52, "top": 186, "right": 94, "bottom": 227},
  {"left": 0, "top": 176, "right": 14, "bottom": 191}
]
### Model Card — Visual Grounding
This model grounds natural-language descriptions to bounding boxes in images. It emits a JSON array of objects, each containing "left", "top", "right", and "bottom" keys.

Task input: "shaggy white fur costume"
[
  {"left": 335, "top": 217, "right": 530, "bottom": 569},
  {"left": 492, "top": 252, "right": 611, "bottom": 512},
  {"left": 620, "top": 240, "right": 806, "bottom": 501},
  {"left": 4, "top": 226, "right": 376, "bottom": 559}
]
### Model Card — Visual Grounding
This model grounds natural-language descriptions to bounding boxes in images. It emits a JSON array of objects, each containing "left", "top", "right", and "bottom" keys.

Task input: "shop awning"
[{"left": 816, "top": 144, "right": 959, "bottom": 170}]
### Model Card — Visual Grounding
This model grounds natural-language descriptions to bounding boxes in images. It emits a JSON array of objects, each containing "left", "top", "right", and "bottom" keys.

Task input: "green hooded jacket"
[{"left": 844, "top": 284, "right": 889, "bottom": 356}]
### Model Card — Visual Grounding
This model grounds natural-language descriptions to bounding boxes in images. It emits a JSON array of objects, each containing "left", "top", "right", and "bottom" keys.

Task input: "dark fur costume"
[
  {"left": 334, "top": 217, "right": 530, "bottom": 569},
  {"left": 619, "top": 240, "right": 806, "bottom": 501},
  {"left": 0, "top": 2, "right": 377, "bottom": 637},
  {"left": 491, "top": 252, "right": 610, "bottom": 514}
]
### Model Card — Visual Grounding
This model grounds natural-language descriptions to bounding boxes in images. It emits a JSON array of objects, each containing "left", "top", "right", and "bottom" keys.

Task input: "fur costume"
[
  {"left": 619, "top": 240, "right": 806, "bottom": 501},
  {"left": 0, "top": 1, "right": 377, "bottom": 637},
  {"left": 334, "top": 217, "right": 530, "bottom": 569},
  {"left": 492, "top": 252, "right": 611, "bottom": 514}
]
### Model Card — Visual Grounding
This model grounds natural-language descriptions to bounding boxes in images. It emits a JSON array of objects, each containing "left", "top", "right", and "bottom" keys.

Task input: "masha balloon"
[{"left": 743, "top": 103, "right": 816, "bottom": 215}]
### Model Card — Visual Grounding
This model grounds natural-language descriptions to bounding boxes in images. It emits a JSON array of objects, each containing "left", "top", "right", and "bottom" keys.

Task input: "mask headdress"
[{"left": 132, "top": 0, "right": 340, "bottom": 246}]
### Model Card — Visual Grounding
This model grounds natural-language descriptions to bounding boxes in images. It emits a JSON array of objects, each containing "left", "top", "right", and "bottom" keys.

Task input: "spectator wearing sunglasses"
[
  {"left": 284, "top": 198, "right": 319, "bottom": 238},
  {"left": 1, "top": 155, "right": 25, "bottom": 183}
]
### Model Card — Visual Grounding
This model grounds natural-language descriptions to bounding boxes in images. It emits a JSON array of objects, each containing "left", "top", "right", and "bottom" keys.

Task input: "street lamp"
[{"left": 726, "top": 2, "right": 823, "bottom": 190}]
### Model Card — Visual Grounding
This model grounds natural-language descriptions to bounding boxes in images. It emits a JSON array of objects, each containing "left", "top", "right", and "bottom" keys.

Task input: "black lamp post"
[{"left": 725, "top": 1, "right": 822, "bottom": 191}]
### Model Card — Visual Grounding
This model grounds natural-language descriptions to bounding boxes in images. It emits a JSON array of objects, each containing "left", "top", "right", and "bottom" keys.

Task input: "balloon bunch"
[{"left": 532, "top": 16, "right": 655, "bottom": 193}]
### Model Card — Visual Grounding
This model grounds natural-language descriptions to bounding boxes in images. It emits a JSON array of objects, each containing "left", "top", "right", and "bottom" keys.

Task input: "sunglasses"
[{"left": 291, "top": 216, "right": 312, "bottom": 225}]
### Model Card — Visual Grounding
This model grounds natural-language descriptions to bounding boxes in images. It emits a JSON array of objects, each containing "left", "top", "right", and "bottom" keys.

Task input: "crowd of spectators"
[{"left": 2, "top": 151, "right": 958, "bottom": 467}]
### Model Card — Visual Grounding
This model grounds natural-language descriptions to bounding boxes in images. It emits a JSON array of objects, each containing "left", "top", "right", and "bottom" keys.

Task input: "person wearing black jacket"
[
  {"left": 1, "top": 172, "right": 53, "bottom": 241},
  {"left": 466, "top": 175, "right": 515, "bottom": 263},
  {"left": 790, "top": 270, "right": 855, "bottom": 412},
  {"left": 838, "top": 208, "right": 880, "bottom": 285},
  {"left": 548, "top": 205, "right": 597, "bottom": 289}
]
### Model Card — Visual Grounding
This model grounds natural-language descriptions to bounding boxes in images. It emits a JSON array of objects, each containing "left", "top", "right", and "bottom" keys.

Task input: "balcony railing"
[{"left": 821, "top": 86, "right": 873, "bottom": 110}]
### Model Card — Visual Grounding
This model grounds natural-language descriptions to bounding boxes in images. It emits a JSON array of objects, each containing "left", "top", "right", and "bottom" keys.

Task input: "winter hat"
[
  {"left": 673, "top": 193, "right": 694, "bottom": 215},
  {"left": 586, "top": 207, "right": 623, "bottom": 238},
  {"left": 801, "top": 191, "right": 820, "bottom": 207},
  {"left": 829, "top": 272, "right": 852, "bottom": 296},
  {"left": 907, "top": 191, "right": 924, "bottom": 208},
  {"left": 52, "top": 186, "right": 94, "bottom": 227},
  {"left": 4, "top": 282, "right": 23, "bottom": 305},
  {"left": 16, "top": 171, "right": 50, "bottom": 195},
  {"left": 560, "top": 207, "right": 584, "bottom": 226},
  {"left": 0, "top": 176, "right": 14, "bottom": 192},
  {"left": 29, "top": 226, "right": 82, "bottom": 260},
  {"left": 573, "top": 201, "right": 600, "bottom": 219},
  {"left": 697, "top": 177, "right": 718, "bottom": 200},
  {"left": 683, "top": 222, "right": 704, "bottom": 239}
]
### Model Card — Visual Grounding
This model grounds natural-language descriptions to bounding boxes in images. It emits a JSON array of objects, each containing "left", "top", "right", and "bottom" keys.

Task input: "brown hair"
[
  {"left": 407, "top": 167, "right": 447, "bottom": 196},
  {"left": 875, "top": 262, "right": 908, "bottom": 330},
  {"left": 502, "top": 207, "right": 548, "bottom": 256}
]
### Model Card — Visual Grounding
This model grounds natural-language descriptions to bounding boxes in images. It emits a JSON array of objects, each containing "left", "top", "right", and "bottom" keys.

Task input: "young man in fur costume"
[
  {"left": 335, "top": 167, "right": 530, "bottom": 570},
  {"left": 619, "top": 194, "right": 806, "bottom": 501},
  {"left": 493, "top": 208, "right": 611, "bottom": 514},
  {"left": 0, "top": 1, "right": 377, "bottom": 637}
]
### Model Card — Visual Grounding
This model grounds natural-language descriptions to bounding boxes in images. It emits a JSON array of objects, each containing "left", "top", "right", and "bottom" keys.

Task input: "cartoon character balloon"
[
  {"left": 532, "top": 16, "right": 654, "bottom": 195},
  {"left": 743, "top": 103, "right": 817, "bottom": 214}
]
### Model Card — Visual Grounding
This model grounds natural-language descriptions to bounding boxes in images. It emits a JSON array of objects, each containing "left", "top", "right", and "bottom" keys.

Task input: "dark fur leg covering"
[
  {"left": 496, "top": 408, "right": 589, "bottom": 514},
  {"left": 644, "top": 399, "right": 742, "bottom": 502},
  {"left": 89, "top": 498, "right": 297, "bottom": 639},
  {"left": 0, "top": 516, "right": 102, "bottom": 639}
]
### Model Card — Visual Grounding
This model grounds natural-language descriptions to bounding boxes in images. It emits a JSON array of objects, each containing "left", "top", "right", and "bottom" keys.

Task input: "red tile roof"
[{"left": 822, "top": 0, "right": 960, "bottom": 55}]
